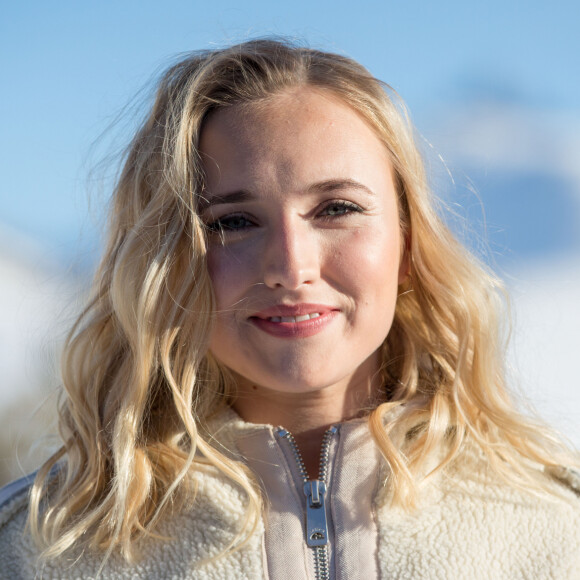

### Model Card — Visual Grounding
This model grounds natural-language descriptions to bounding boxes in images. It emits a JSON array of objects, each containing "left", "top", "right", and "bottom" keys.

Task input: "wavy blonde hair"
[{"left": 30, "top": 38, "right": 577, "bottom": 562}]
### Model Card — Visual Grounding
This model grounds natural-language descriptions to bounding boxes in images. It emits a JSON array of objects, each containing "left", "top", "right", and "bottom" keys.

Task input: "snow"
[
  {"left": 508, "top": 257, "right": 580, "bottom": 449},
  {"left": 1, "top": 99, "right": 579, "bottom": 486}
]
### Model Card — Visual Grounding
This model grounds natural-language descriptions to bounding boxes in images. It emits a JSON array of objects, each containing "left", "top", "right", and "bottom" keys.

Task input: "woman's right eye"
[{"left": 205, "top": 214, "right": 255, "bottom": 233}]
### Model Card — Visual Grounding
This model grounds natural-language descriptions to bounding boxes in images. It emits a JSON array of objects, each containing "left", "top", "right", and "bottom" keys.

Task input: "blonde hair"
[{"left": 30, "top": 38, "right": 577, "bottom": 562}]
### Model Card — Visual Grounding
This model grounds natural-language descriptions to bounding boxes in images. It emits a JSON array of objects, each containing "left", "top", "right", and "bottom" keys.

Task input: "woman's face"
[{"left": 200, "top": 87, "right": 407, "bottom": 401}]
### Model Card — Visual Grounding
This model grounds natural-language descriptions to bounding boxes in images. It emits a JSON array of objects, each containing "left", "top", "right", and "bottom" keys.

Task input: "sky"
[
  {"left": 0, "top": 1, "right": 579, "bottom": 473},
  {"left": 1, "top": 0, "right": 579, "bottom": 261}
]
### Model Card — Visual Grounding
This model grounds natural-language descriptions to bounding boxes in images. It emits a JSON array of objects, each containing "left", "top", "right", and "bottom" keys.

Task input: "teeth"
[{"left": 267, "top": 313, "right": 322, "bottom": 323}]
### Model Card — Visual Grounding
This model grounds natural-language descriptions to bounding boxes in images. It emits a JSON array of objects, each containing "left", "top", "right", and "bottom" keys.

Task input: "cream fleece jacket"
[{"left": 1, "top": 410, "right": 579, "bottom": 579}]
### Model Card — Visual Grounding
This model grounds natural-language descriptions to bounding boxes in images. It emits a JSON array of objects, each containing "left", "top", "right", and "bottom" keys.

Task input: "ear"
[{"left": 398, "top": 232, "right": 411, "bottom": 285}]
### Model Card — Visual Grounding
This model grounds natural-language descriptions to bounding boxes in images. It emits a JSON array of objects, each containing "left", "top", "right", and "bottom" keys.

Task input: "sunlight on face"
[{"left": 200, "top": 87, "right": 406, "bottom": 407}]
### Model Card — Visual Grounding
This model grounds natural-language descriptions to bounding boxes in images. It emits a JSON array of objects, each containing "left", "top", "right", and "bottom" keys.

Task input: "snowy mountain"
[
  {"left": 1, "top": 100, "right": 579, "bottom": 487},
  {"left": 0, "top": 225, "right": 81, "bottom": 484},
  {"left": 424, "top": 100, "right": 580, "bottom": 448}
]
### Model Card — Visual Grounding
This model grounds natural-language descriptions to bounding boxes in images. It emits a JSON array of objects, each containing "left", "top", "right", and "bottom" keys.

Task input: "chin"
[{"left": 238, "top": 366, "right": 355, "bottom": 395}]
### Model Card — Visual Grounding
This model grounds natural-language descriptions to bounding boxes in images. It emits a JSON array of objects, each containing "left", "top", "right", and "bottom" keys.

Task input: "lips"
[
  {"left": 249, "top": 304, "right": 338, "bottom": 338},
  {"left": 251, "top": 303, "right": 335, "bottom": 319},
  {"left": 268, "top": 313, "right": 321, "bottom": 323}
]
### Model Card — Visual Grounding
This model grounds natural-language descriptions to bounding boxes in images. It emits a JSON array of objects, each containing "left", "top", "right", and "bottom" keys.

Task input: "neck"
[{"left": 232, "top": 370, "right": 383, "bottom": 476}]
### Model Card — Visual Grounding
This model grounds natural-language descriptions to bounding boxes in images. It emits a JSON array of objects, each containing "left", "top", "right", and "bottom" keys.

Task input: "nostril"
[{"left": 260, "top": 224, "right": 320, "bottom": 290}]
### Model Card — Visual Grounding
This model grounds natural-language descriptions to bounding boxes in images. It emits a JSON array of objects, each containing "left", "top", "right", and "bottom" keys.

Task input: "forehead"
[
  {"left": 199, "top": 87, "right": 392, "bottom": 194},
  {"left": 204, "top": 87, "right": 382, "bottom": 142}
]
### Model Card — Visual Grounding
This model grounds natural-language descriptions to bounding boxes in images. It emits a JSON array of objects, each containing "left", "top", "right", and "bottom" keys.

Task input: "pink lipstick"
[{"left": 249, "top": 304, "right": 339, "bottom": 338}]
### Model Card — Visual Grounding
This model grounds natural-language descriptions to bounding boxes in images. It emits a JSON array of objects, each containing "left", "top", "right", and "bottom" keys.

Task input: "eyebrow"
[
  {"left": 199, "top": 178, "right": 375, "bottom": 210},
  {"left": 306, "top": 178, "right": 375, "bottom": 197},
  {"left": 198, "top": 190, "right": 254, "bottom": 210}
]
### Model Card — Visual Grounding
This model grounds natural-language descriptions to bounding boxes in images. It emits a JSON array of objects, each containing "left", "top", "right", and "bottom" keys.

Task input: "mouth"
[
  {"left": 249, "top": 305, "right": 337, "bottom": 338},
  {"left": 266, "top": 313, "right": 321, "bottom": 323},
  {"left": 250, "top": 303, "right": 335, "bottom": 321}
]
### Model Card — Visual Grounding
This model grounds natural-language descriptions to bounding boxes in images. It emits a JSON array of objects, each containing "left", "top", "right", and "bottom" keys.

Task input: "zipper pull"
[{"left": 303, "top": 479, "right": 328, "bottom": 547}]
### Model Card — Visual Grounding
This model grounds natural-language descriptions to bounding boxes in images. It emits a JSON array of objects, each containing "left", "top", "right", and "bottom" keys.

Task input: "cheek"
[
  {"left": 332, "top": 228, "right": 401, "bottom": 293},
  {"left": 206, "top": 245, "right": 253, "bottom": 308},
  {"left": 206, "top": 250, "right": 228, "bottom": 307}
]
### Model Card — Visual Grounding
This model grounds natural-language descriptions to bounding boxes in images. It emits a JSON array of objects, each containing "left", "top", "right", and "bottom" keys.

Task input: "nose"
[{"left": 262, "top": 219, "right": 320, "bottom": 290}]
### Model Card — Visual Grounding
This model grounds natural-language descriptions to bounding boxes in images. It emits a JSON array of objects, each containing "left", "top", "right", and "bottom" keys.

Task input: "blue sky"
[
  {"left": 1, "top": 1, "right": 580, "bottom": 455},
  {"left": 1, "top": 0, "right": 579, "bottom": 266}
]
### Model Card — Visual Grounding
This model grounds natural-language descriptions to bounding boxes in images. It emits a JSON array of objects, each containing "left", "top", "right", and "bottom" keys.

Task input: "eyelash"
[
  {"left": 205, "top": 214, "right": 254, "bottom": 233},
  {"left": 205, "top": 200, "right": 364, "bottom": 234},
  {"left": 319, "top": 200, "right": 364, "bottom": 218}
]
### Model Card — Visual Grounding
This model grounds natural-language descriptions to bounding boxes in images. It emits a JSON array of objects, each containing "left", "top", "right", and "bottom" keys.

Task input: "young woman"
[{"left": 1, "top": 39, "right": 579, "bottom": 579}]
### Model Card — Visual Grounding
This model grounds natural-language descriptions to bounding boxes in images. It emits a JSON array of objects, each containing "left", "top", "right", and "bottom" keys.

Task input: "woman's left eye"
[{"left": 319, "top": 200, "right": 364, "bottom": 218}]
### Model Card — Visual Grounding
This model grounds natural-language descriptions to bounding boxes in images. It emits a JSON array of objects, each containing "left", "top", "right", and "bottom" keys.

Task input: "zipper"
[{"left": 276, "top": 425, "right": 339, "bottom": 580}]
